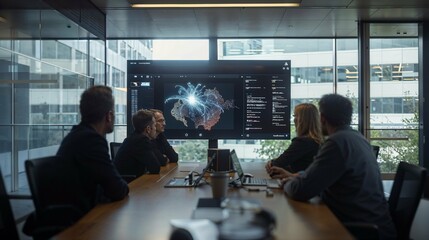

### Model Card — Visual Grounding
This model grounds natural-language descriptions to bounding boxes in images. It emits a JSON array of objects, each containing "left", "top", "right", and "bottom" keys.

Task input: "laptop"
[
  {"left": 230, "top": 149, "right": 281, "bottom": 189},
  {"left": 164, "top": 153, "right": 216, "bottom": 188}
]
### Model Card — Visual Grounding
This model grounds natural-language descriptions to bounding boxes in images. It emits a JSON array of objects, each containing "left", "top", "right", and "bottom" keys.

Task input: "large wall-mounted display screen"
[{"left": 127, "top": 60, "right": 291, "bottom": 140}]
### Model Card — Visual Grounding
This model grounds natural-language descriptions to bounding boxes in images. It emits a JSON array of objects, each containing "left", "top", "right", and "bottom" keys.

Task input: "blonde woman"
[{"left": 266, "top": 103, "right": 323, "bottom": 176}]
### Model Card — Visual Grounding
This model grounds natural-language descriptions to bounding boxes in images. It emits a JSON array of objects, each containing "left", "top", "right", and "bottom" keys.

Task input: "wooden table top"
[{"left": 53, "top": 162, "right": 353, "bottom": 240}]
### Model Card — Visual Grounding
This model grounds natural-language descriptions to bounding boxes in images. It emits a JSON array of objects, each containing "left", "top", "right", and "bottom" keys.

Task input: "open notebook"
[{"left": 230, "top": 149, "right": 281, "bottom": 189}]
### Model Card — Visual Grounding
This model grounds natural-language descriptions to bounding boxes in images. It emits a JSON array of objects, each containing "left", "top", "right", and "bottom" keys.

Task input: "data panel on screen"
[{"left": 127, "top": 60, "right": 291, "bottom": 139}]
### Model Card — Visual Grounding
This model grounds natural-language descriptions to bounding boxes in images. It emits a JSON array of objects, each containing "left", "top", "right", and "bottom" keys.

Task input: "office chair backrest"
[
  {"left": 410, "top": 197, "right": 429, "bottom": 240},
  {"left": 25, "top": 156, "right": 81, "bottom": 215},
  {"left": 109, "top": 142, "right": 136, "bottom": 183},
  {"left": 24, "top": 156, "right": 85, "bottom": 239},
  {"left": 0, "top": 167, "right": 20, "bottom": 240},
  {"left": 372, "top": 145, "right": 380, "bottom": 160},
  {"left": 110, "top": 142, "right": 122, "bottom": 160},
  {"left": 388, "top": 161, "right": 427, "bottom": 240}
]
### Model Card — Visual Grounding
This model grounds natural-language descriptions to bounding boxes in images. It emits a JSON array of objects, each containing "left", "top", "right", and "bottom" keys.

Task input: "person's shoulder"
[
  {"left": 58, "top": 124, "right": 107, "bottom": 156},
  {"left": 293, "top": 136, "right": 313, "bottom": 141},
  {"left": 328, "top": 126, "right": 365, "bottom": 146},
  {"left": 293, "top": 136, "right": 319, "bottom": 145},
  {"left": 157, "top": 132, "right": 167, "bottom": 139},
  {"left": 331, "top": 126, "right": 360, "bottom": 138},
  {"left": 128, "top": 133, "right": 146, "bottom": 141},
  {"left": 132, "top": 134, "right": 155, "bottom": 148},
  {"left": 156, "top": 133, "right": 169, "bottom": 143},
  {"left": 64, "top": 123, "right": 101, "bottom": 142}
]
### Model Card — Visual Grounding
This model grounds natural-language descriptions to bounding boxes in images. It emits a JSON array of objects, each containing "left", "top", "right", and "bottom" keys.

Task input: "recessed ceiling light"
[{"left": 129, "top": 0, "right": 300, "bottom": 8}]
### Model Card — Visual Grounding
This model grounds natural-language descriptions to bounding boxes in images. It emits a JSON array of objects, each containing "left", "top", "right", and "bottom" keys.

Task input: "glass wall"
[
  {"left": 336, "top": 39, "right": 359, "bottom": 126},
  {"left": 0, "top": 16, "right": 421, "bottom": 192},
  {"left": 0, "top": 6, "right": 107, "bottom": 192},
  {"left": 369, "top": 24, "right": 419, "bottom": 172},
  {"left": 106, "top": 40, "right": 153, "bottom": 144},
  {"left": 103, "top": 36, "right": 419, "bottom": 170},
  {"left": 216, "top": 35, "right": 419, "bottom": 172},
  {"left": 110, "top": 39, "right": 209, "bottom": 161},
  {"left": 0, "top": 41, "right": 97, "bottom": 191},
  {"left": 218, "top": 38, "right": 337, "bottom": 161}
]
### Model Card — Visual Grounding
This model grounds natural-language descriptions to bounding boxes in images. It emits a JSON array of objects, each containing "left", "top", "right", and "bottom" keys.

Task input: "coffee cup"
[{"left": 210, "top": 172, "right": 229, "bottom": 199}]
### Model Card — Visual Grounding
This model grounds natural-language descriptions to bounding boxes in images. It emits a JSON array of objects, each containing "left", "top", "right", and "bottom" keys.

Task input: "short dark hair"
[
  {"left": 318, "top": 94, "right": 352, "bottom": 127},
  {"left": 132, "top": 109, "right": 154, "bottom": 133},
  {"left": 80, "top": 86, "right": 114, "bottom": 124},
  {"left": 149, "top": 109, "right": 163, "bottom": 115}
]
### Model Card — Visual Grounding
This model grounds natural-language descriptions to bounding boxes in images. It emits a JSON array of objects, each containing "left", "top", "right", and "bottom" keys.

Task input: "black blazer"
[
  {"left": 56, "top": 123, "right": 129, "bottom": 213},
  {"left": 271, "top": 136, "right": 320, "bottom": 173},
  {"left": 114, "top": 132, "right": 166, "bottom": 176},
  {"left": 153, "top": 133, "right": 179, "bottom": 163}
]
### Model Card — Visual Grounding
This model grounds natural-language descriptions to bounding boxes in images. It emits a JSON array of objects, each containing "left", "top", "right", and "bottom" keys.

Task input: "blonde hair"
[{"left": 294, "top": 103, "right": 323, "bottom": 144}]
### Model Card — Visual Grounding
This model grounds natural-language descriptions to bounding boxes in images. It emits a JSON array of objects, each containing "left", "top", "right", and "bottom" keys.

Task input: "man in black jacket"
[
  {"left": 150, "top": 109, "right": 179, "bottom": 163},
  {"left": 114, "top": 109, "right": 166, "bottom": 176},
  {"left": 56, "top": 86, "right": 129, "bottom": 214}
]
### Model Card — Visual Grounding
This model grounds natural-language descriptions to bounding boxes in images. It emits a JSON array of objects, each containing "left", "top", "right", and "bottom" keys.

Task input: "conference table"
[{"left": 53, "top": 162, "right": 353, "bottom": 240}]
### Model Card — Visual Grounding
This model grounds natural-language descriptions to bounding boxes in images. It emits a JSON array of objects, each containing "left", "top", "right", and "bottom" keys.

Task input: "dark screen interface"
[{"left": 127, "top": 60, "right": 291, "bottom": 140}]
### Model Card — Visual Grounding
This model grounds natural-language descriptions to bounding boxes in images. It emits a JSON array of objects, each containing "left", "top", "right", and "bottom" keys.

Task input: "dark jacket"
[
  {"left": 56, "top": 123, "right": 129, "bottom": 213},
  {"left": 272, "top": 136, "right": 320, "bottom": 172},
  {"left": 114, "top": 132, "right": 166, "bottom": 176},
  {"left": 153, "top": 133, "right": 179, "bottom": 163}
]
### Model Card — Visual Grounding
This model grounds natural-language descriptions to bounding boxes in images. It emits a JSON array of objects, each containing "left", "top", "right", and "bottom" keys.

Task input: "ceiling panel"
[
  {"left": 369, "top": 9, "right": 427, "bottom": 20},
  {"left": 277, "top": 19, "right": 322, "bottom": 32},
  {"left": 313, "top": 20, "right": 358, "bottom": 37},
  {"left": 146, "top": 9, "right": 196, "bottom": 21},
  {"left": 326, "top": 9, "right": 377, "bottom": 21},
  {"left": 239, "top": 8, "right": 286, "bottom": 20},
  {"left": 2, "top": 0, "right": 429, "bottom": 39},
  {"left": 348, "top": 0, "right": 429, "bottom": 8},
  {"left": 93, "top": 0, "right": 429, "bottom": 38},
  {"left": 195, "top": 8, "right": 241, "bottom": 21},
  {"left": 283, "top": 9, "right": 332, "bottom": 20},
  {"left": 275, "top": 21, "right": 320, "bottom": 37},
  {"left": 239, "top": 20, "right": 280, "bottom": 30}
]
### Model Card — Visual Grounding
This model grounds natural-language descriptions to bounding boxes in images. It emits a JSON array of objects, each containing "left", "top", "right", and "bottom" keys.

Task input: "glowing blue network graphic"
[{"left": 165, "top": 82, "right": 235, "bottom": 130}]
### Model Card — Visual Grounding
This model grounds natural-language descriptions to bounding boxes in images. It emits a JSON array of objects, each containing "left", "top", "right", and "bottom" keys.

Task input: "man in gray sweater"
[{"left": 269, "top": 94, "right": 396, "bottom": 240}]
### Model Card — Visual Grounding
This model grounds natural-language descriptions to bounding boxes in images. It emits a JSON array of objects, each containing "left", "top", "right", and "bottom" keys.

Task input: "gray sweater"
[{"left": 285, "top": 126, "right": 396, "bottom": 240}]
